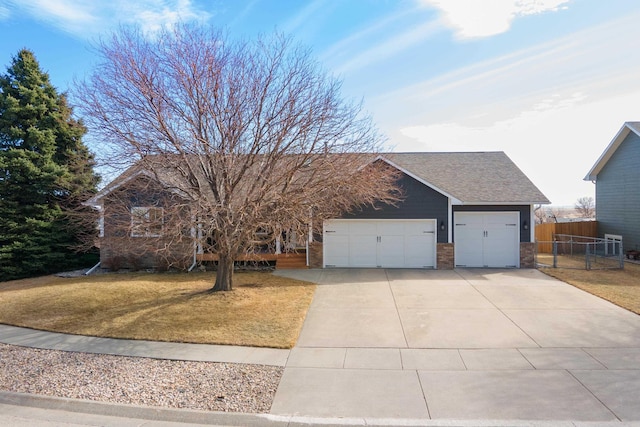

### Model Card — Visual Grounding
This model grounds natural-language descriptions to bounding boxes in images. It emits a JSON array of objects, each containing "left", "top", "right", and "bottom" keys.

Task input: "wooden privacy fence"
[{"left": 535, "top": 221, "right": 598, "bottom": 253}]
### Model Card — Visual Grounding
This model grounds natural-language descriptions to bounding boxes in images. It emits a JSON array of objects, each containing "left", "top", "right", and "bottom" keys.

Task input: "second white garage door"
[
  {"left": 454, "top": 212, "right": 520, "bottom": 268},
  {"left": 323, "top": 219, "right": 436, "bottom": 268}
]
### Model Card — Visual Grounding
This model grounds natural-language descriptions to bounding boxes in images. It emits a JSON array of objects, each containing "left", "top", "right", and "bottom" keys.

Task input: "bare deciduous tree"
[
  {"left": 75, "top": 25, "right": 401, "bottom": 291},
  {"left": 534, "top": 204, "right": 546, "bottom": 224},
  {"left": 575, "top": 196, "right": 595, "bottom": 218},
  {"left": 534, "top": 205, "right": 565, "bottom": 224}
]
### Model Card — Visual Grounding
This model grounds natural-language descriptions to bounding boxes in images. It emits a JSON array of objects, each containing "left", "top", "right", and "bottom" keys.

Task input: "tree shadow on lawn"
[{"left": 0, "top": 271, "right": 315, "bottom": 347}]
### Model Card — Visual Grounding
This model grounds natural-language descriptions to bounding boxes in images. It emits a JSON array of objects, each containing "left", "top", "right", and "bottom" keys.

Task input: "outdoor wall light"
[
  {"left": 523, "top": 220, "right": 529, "bottom": 230},
  {"left": 440, "top": 221, "right": 445, "bottom": 231}
]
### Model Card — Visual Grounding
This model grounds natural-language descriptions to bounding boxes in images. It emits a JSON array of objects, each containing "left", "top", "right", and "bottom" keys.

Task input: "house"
[
  {"left": 585, "top": 122, "right": 640, "bottom": 252},
  {"left": 87, "top": 151, "right": 549, "bottom": 270}
]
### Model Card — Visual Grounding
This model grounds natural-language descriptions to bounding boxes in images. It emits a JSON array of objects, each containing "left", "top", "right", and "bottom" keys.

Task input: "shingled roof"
[
  {"left": 382, "top": 152, "right": 550, "bottom": 205},
  {"left": 88, "top": 151, "right": 549, "bottom": 206}
]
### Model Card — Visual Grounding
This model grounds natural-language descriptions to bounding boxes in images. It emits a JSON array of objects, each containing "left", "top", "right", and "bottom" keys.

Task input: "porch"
[{"left": 196, "top": 250, "right": 308, "bottom": 270}]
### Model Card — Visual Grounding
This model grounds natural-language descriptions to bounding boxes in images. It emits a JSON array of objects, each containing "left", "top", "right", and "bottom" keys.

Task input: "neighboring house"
[
  {"left": 585, "top": 122, "right": 640, "bottom": 252},
  {"left": 87, "top": 151, "right": 549, "bottom": 270}
]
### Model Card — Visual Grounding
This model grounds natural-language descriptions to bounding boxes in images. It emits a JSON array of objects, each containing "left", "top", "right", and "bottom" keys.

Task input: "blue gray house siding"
[
  {"left": 596, "top": 131, "right": 640, "bottom": 251},
  {"left": 340, "top": 172, "right": 449, "bottom": 243},
  {"left": 452, "top": 205, "right": 532, "bottom": 243}
]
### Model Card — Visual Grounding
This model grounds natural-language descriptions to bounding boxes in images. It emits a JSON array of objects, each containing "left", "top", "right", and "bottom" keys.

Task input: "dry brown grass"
[
  {"left": 0, "top": 272, "right": 316, "bottom": 349},
  {"left": 540, "top": 261, "right": 640, "bottom": 315}
]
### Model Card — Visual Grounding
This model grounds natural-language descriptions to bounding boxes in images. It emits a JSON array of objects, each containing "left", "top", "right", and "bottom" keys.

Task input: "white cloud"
[
  {"left": 420, "top": 0, "right": 571, "bottom": 39},
  {"left": 320, "top": 7, "right": 416, "bottom": 64},
  {"left": 282, "top": 0, "right": 326, "bottom": 35},
  {"left": 394, "top": 90, "right": 638, "bottom": 206},
  {"left": 374, "top": 12, "right": 640, "bottom": 129},
  {"left": 5, "top": 0, "right": 211, "bottom": 38},
  {"left": 0, "top": 5, "right": 11, "bottom": 20},
  {"left": 332, "top": 19, "right": 442, "bottom": 74},
  {"left": 369, "top": 12, "right": 640, "bottom": 206},
  {"left": 17, "top": 0, "right": 97, "bottom": 32},
  {"left": 399, "top": 92, "right": 587, "bottom": 151},
  {"left": 228, "top": 0, "right": 259, "bottom": 29},
  {"left": 133, "top": 0, "right": 208, "bottom": 35}
]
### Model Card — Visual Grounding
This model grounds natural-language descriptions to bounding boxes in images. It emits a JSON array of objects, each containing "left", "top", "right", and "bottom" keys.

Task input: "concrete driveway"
[{"left": 271, "top": 268, "right": 640, "bottom": 422}]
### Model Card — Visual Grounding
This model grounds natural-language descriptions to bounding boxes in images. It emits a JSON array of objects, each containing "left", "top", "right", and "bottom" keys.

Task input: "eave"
[{"left": 584, "top": 122, "right": 640, "bottom": 181}]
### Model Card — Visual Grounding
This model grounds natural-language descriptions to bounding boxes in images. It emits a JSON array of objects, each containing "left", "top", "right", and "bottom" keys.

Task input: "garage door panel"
[
  {"left": 378, "top": 235, "right": 405, "bottom": 268},
  {"left": 485, "top": 225, "right": 517, "bottom": 240},
  {"left": 404, "top": 221, "right": 435, "bottom": 234},
  {"left": 485, "top": 213, "right": 518, "bottom": 226},
  {"left": 405, "top": 234, "right": 433, "bottom": 249},
  {"left": 323, "top": 234, "right": 349, "bottom": 267},
  {"left": 349, "top": 234, "right": 379, "bottom": 267},
  {"left": 455, "top": 245, "right": 483, "bottom": 267},
  {"left": 455, "top": 214, "right": 484, "bottom": 227},
  {"left": 484, "top": 243, "right": 517, "bottom": 267},
  {"left": 454, "top": 221, "right": 483, "bottom": 267},
  {"left": 484, "top": 225, "right": 519, "bottom": 267},
  {"left": 455, "top": 212, "right": 519, "bottom": 268},
  {"left": 324, "top": 220, "right": 349, "bottom": 234},
  {"left": 349, "top": 222, "right": 378, "bottom": 235},
  {"left": 379, "top": 255, "right": 405, "bottom": 268},
  {"left": 323, "top": 220, "right": 436, "bottom": 268},
  {"left": 377, "top": 221, "right": 405, "bottom": 235},
  {"left": 405, "top": 235, "right": 435, "bottom": 268}
]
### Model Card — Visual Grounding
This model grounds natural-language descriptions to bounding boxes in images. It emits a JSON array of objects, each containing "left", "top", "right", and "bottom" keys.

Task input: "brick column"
[
  {"left": 437, "top": 243, "right": 454, "bottom": 269},
  {"left": 520, "top": 242, "right": 536, "bottom": 268},
  {"left": 308, "top": 242, "right": 323, "bottom": 268}
]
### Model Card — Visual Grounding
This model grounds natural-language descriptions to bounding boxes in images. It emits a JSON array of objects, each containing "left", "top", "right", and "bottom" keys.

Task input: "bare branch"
[
  {"left": 75, "top": 25, "right": 400, "bottom": 291},
  {"left": 575, "top": 196, "right": 595, "bottom": 219}
]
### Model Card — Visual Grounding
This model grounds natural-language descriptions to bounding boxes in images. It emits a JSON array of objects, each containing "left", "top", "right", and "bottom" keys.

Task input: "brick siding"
[
  {"left": 308, "top": 241, "right": 323, "bottom": 268},
  {"left": 520, "top": 242, "right": 535, "bottom": 268},
  {"left": 437, "top": 243, "right": 454, "bottom": 269}
]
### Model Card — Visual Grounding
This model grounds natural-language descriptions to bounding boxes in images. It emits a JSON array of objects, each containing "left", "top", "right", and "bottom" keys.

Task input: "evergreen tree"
[{"left": 0, "top": 49, "right": 99, "bottom": 281}]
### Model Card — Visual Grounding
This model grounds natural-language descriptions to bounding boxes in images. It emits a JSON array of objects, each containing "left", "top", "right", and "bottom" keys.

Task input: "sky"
[{"left": 1, "top": 0, "right": 640, "bottom": 206}]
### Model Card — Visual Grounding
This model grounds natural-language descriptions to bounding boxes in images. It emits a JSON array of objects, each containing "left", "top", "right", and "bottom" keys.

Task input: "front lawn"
[
  {"left": 0, "top": 271, "right": 316, "bottom": 349},
  {"left": 540, "top": 261, "right": 640, "bottom": 315}
]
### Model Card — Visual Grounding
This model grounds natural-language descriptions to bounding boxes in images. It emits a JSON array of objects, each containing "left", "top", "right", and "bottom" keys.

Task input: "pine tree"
[{"left": 0, "top": 49, "right": 99, "bottom": 281}]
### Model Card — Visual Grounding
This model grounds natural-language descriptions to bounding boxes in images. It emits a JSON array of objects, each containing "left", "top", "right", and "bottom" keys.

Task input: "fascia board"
[
  {"left": 584, "top": 123, "right": 639, "bottom": 181},
  {"left": 83, "top": 169, "right": 155, "bottom": 206},
  {"left": 454, "top": 200, "right": 551, "bottom": 206}
]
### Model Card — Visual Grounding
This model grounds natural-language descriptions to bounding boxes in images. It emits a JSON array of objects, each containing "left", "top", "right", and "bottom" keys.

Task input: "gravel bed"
[{"left": 0, "top": 343, "right": 282, "bottom": 413}]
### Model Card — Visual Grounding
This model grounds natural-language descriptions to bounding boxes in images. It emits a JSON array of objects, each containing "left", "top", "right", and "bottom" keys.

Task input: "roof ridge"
[{"left": 383, "top": 151, "right": 505, "bottom": 154}]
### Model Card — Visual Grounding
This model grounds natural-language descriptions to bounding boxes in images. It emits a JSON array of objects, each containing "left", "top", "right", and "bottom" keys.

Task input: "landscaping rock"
[{"left": 0, "top": 343, "right": 282, "bottom": 413}]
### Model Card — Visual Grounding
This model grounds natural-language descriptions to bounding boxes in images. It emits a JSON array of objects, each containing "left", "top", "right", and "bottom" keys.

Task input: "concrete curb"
[
  {"left": 0, "top": 390, "right": 281, "bottom": 426},
  {"left": 1, "top": 390, "right": 638, "bottom": 427}
]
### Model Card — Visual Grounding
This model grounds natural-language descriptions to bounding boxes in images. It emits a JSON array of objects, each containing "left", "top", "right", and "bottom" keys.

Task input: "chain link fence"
[{"left": 536, "top": 234, "right": 624, "bottom": 270}]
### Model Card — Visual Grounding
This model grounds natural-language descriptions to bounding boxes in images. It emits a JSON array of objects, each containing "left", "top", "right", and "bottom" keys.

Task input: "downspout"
[
  {"left": 307, "top": 210, "right": 314, "bottom": 267},
  {"left": 188, "top": 246, "right": 197, "bottom": 272},
  {"left": 188, "top": 221, "right": 198, "bottom": 272},
  {"left": 84, "top": 204, "right": 103, "bottom": 276},
  {"left": 84, "top": 262, "right": 101, "bottom": 275}
]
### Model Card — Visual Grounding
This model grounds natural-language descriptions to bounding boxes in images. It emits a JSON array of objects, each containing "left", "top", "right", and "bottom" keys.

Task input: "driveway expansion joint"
[{"left": 3, "top": 268, "right": 640, "bottom": 423}]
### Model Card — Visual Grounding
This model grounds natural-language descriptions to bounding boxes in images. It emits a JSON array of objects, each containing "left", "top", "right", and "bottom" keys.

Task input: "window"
[{"left": 131, "top": 207, "right": 163, "bottom": 237}]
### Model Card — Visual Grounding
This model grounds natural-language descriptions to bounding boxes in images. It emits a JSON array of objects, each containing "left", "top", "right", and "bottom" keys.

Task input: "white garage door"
[
  {"left": 454, "top": 212, "right": 520, "bottom": 268},
  {"left": 323, "top": 219, "right": 436, "bottom": 268}
]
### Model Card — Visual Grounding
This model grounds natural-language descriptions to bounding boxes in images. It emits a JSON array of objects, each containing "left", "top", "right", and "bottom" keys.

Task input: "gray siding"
[
  {"left": 596, "top": 131, "right": 640, "bottom": 251},
  {"left": 452, "top": 205, "right": 531, "bottom": 243},
  {"left": 341, "top": 173, "right": 449, "bottom": 243}
]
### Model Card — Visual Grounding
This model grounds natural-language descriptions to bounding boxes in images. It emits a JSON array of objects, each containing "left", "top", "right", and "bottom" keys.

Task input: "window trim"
[{"left": 131, "top": 206, "right": 164, "bottom": 237}]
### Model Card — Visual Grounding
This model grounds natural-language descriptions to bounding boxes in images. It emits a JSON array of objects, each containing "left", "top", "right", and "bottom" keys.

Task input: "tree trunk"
[{"left": 211, "top": 255, "right": 234, "bottom": 292}]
